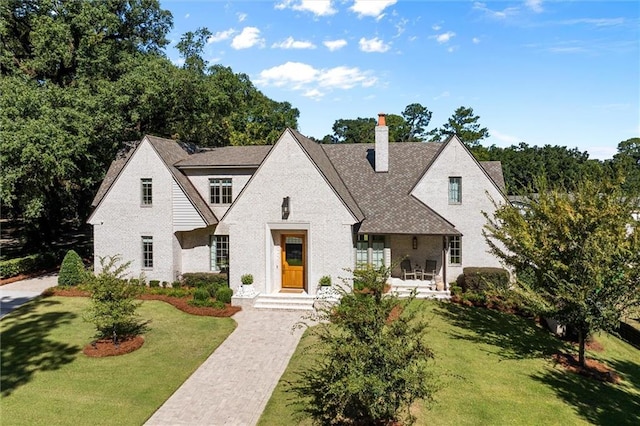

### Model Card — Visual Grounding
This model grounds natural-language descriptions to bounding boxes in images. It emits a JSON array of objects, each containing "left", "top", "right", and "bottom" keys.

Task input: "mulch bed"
[
  {"left": 83, "top": 335, "right": 145, "bottom": 358},
  {"left": 0, "top": 269, "right": 58, "bottom": 286},
  {"left": 46, "top": 287, "right": 241, "bottom": 317},
  {"left": 552, "top": 352, "right": 620, "bottom": 384},
  {"left": 139, "top": 294, "right": 241, "bottom": 317}
]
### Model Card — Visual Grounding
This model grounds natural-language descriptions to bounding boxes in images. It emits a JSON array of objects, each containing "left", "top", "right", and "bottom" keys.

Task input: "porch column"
[{"left": 383, "top": 248, "right": 391, "bottom": 268}]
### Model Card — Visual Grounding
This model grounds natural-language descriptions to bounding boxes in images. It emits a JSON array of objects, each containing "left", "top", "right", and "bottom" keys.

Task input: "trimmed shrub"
[
  {"left": 171, "top": 280, "right": 182, "bottom": 288},
  {"left": 211, "top": 300, "right": 226, "bottom": 310},
  {"left": 0, "top": 251, "right": 60, "bottom": 279},
  {"left": 241, "top": 274, "right": 253, "bottom": 285},
  {"left": 457, "top": 267, "right": 510, "bottom": 293},
  {"left": 58, "top": 250, "right": 87, "bottom": 287},
  {"left": 189, "top": 287, "right": 215, "bottom": 307},
  {"left": 161, "top": 281, "right": 169, "bottom": 288},
  {"left": 182, "top": 272, "right": 227, "bottom": 288},
  {"left": 216, "top": 287, "right": 233, "bottom": 304},
  {"left": 149, "top": 280, "right": 160, "bottom": 288}
]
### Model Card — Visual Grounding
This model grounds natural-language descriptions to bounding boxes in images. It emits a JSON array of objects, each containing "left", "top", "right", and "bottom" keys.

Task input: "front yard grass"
[
  {"left": 259, "top": 301, "right": 640, "bottom": 426},
  {"left": 1, "top": 296, "right": 236, "bottom": 425}
]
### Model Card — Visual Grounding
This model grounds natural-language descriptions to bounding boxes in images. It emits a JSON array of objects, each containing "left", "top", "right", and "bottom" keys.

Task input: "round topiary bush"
[
  {"left": 58, "top": 250, "right": 87, "bottom": 287},
  {"left": 216, "top": 287, "right": 233, "bottom": 304}
]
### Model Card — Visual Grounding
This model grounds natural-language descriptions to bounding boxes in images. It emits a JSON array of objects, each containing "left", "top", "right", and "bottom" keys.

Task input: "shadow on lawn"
[
  {"left": 434, "top": 302, "right": 566, "bottom": 360},
  {"left": 531, "top": 363, "right": 640, "bottom": 425},
  {"left": 0, "top": 299, "right": 80, "bottom": 396}
]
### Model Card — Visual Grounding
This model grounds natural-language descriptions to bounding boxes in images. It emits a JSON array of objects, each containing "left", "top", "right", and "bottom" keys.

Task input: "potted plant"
[
  {"left": 319, "top": 275, "right": 332, "bottom": 287},
  {"left": 241, "top": 274, "right": 253, "bottom": 285}
]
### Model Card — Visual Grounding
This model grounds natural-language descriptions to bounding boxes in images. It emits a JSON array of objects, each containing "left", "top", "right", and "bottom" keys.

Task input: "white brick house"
[{"left": 88, "top": 114, "right": 508, "bottom": 307}]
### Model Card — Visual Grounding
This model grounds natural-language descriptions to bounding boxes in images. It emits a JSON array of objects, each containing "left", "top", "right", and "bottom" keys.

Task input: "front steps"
[
  {"left": 253, "top": 292, "right": 316, "bottom": 310},
  {"left": 389, "top": 278, "right": 451, "bottom": 300}
]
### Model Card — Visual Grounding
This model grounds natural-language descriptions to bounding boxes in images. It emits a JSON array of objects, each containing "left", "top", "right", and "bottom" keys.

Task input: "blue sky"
[{"left": 160, "top": 1, "right": 639, "bottom": 160}]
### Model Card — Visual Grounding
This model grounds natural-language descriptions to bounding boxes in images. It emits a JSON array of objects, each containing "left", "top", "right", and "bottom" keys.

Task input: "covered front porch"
[{"left": 356, "top": 233, "right": 454, "bottom": 297}]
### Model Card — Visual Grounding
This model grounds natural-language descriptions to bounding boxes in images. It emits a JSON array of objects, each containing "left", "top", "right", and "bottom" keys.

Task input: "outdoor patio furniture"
[
  {"left": 422, "top": 260, "right": 437, "bottom": 281},
  {"left": 401, "top": 259, "right": 418, "bottom": 280}
]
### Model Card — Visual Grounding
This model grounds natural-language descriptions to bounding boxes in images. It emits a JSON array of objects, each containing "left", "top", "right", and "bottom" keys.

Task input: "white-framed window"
[
  {"left": 356, "top": 234, "right": 386, "bottom": 268},
  {"left": 449, "top": 236, "right": 461, "bottom": 265},
  {"left": 210, "top": 235, "right": 229, "bottom": 272},
  {"left": 141, "top": 178, "right": 152, "bottom": 205},
  {"left": 210, "top": 178, "right": 232, "bottom": 204},
  {"left": 449, "top": 177, "right": 462, "bottom": 204},
  {"left": 142, "top": 236, "right": 153, "bottom": 269}
]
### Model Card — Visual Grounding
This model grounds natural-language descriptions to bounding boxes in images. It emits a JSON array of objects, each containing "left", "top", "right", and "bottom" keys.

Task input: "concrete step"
[
  {"left": 253, "top": 293, "right": 316, "bottom": 311},
  {"left": 391, "top": 283, "right": 450, "bottom": 300}
]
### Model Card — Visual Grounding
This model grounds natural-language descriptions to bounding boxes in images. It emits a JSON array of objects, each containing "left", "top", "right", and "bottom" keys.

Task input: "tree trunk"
[{"left": 578, "top": 329, "right": 586, "bottom": 368}]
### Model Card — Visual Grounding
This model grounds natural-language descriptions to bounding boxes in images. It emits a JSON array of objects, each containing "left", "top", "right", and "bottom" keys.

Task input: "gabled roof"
[
  {"left": 91, "top": 135, "right": 218, "bottom": 226},
  {"left": 480, "top": 161, "right": 506, "bottom": 191},
  {"left": 323, "top": 142, "right": 460, "bottom": 235},
  {"left": 289, "top": 129, "right": 366, "bottom": 222},
  {"left": 175, "top": 145, "right": 272, "bottom": 168}
]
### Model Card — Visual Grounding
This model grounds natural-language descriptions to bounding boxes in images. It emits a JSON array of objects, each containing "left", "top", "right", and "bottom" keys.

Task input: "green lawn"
[
  {"left": 1, "top": 296, "right": 236, "bottom": 425},
  {"left": 259, "top": 301, "right": 640, "bottom": 426}
]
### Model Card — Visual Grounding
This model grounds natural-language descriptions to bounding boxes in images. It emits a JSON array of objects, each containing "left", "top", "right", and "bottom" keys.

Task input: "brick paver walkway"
[{"left": 145, "top": 308, "right": 307, "bottom": 426}]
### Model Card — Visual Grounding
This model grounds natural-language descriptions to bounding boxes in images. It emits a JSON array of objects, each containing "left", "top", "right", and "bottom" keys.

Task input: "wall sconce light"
[
  {"left": 282, "top": 196, "right": 290, "bottom": 220},
  {"left": 412, "top": 236, "right": 418, "bottom": 250}
]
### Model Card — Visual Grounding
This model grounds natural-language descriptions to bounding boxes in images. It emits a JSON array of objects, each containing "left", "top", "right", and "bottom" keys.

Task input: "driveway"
[{"left": 0, "top": 274, "right": 58, "bottom": 318}]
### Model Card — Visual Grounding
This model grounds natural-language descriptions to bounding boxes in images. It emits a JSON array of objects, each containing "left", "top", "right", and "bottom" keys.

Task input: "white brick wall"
[
  {"left": 223, "top": 131, "right": 358, "bottom": 295},
  {"left": 411, "top": 137, "right": 507, "bottom": 283},
  {"left": 183, "top": 168, "right": 253, "bottom": 220},
  {"left": 89, "top": 139, "right": 177, "bottom": 282}
]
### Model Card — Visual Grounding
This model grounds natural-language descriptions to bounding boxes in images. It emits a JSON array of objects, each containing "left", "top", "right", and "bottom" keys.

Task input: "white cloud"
[
  {"left": 359, "top": 37, "right": 391, "bottom": 53},
  {"left": 257, "top": 62, "right": 318, "bottom": 89},
  {"left": 472, "top": 37, "right": 481, "bottom": 44},
  {"left": 257, "top": 61, "right": 377, "bottom": 92},
  {"left": 525, "top": 0, "right": 543, "bottom": 13},
  {"left": 324, "top": 39, "right": 347, "bottom": 51},
  {"left": 184, "top": 13, "right": 190, "bottom": 19},
  {"left": 434, "top": 31, "right": 455, "bottom": 44},
  {"left": 303, "top": 88, "right": 324, "bottom": 99},
  {"left": 394, "top": 18, "right": 408, "bottom": 37},
  {"left": 586, "top": 146, "right": 617, "bottom": 161},
  {"left": 208, "top": 29, "right": 235, "bottom": 44},
  {"left": 350, "top": 0, "right": 396, "bottom": 19},
  {"left": 560, "top": 18, "right": 625, "bottom": 27},
  {"left": 275, "top": 0, "right": 336, "bottom": 17},
  {"left": 237, "top": 13, "right": 247, "bottom": 22},
  {"left": 432, "top": 24, "right": 441, "bottom": 31},
  {"left": 447, "top": 46, "right": 458, "bottom": 53},
  {"left": 272, "top": 36, "right": 316, "bottom": 49},
  {"left": 231, "top": 27, "right": 264, "bottom": 49},
  {"left": 490, "top": 129, "right": 521, "bottom": 145},
  {"left": 473, "top": 2, "right": 519, "bottom": 19}
]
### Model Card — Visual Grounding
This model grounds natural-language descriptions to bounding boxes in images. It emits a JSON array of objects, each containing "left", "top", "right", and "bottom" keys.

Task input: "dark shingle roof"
[
  {"left": 323, "top": 142, "right": 460, "bottom": 235},
  {"left": 175, "top": 145, "right": 272, "bottom": 168},
  {"left": 480, "top": 161, "right": 506, "bottom": 191},
  {"left": 289, "top": 129, "right": 366, "bottom": 222},
  {"left": 91, "top": 135, "right": 217, "bottom": 226}
]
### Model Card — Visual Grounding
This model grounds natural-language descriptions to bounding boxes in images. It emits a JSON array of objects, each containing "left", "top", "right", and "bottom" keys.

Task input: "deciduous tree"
[{"left": 484, "top": 176, "right": 640, "bottom": 367}]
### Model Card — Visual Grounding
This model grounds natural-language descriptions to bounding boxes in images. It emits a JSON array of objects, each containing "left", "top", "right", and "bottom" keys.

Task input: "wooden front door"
[{"left": 281, "top": 234, "right": 305, "bottom": 289}]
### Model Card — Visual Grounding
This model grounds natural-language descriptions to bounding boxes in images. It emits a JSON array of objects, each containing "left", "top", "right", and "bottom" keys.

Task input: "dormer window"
[{"left": 210, "top": 178, "right": 232, "bottom": 204}]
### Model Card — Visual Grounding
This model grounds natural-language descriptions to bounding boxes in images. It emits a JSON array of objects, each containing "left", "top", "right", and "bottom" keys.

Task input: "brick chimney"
[{"left": 375, "top": 113, "right": 388, "bottom": 172}]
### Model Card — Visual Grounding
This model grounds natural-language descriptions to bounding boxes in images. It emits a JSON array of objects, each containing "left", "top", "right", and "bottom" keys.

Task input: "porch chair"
[
  {"left": 422, "top": 260, "right": 437, "bottom": 281},
  {"left": 401, "top": 259, "right": 418, "bottom": 280}
]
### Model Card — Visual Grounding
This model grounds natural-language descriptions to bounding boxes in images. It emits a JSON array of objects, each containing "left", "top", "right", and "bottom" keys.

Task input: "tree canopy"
[
  {"left": 484, "top": 175, "right": 640, "bottom": 367},
  {"left": 0, "top": 0, "right": 298, "bottom": 247},
  {"left": 428, "top": 106, "right": 489, "bottom": 147}
]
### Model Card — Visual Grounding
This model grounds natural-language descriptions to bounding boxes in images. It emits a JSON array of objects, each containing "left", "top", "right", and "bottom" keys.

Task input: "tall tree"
[
  {"left": 484, "top": 175, "right": 640, "bottom": 367},
  {"left": 401, "top": 102, "right": 432, "bottom": 141},
  {"left": 429, "top": 106, "right": 489, "bottom": 147},
  {"left": 329, "top": 117, "right": 376, "bottom": 144},
  {"left": 606, "top": 137, "right": 640, "bottom": 195},
  {"left": 176, "top": 27, "right": 212, "bottom": 74}
]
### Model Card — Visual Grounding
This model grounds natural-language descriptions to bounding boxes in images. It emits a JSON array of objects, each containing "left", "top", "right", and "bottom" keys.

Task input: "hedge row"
[
  {"left": 0, "top": 251, "right": 61, "bottom": 279},
  {"left": 456, "top": 267, "right": 510, "bottom": 293}
]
